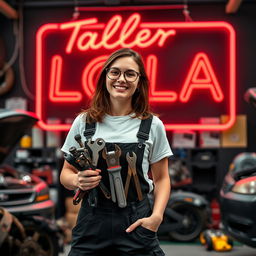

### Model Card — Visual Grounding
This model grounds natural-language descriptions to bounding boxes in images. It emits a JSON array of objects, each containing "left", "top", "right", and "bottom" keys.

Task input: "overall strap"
[
  {"left": 83, "top": 119, "right": 96, "bottom": 140},
  {"left": 137, "top": 115, "right": 153, "bottom": 146}
]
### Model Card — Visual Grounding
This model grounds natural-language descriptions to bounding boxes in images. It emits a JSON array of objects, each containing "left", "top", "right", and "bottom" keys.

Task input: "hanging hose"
[{"left": 0, "top": 63, "right": 15, "bottom": 96}]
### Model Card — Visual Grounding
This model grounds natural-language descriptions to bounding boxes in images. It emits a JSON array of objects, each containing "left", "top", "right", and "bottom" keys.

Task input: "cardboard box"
[
  {"left": 172, "top": 130, "right": 196, "bottom": 148},
  {"left": 199, "top": 117, "right": 220, "bottom": 148},
  {"left": 221, "top": 115, "right": 247, "bottom": 147},
  {"left": 46, "top": 118, "right": 61, "bottom": 147}
]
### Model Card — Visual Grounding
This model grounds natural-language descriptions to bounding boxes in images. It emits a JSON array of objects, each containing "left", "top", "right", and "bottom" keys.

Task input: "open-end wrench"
[
  {"left": 102, "top": 144, "right": 127, "bottom": 208},
  {"left": 86, "top": 138, "right": 105, "bottom": 167},
  {"left": 126, "top": 151, "right": 143, "bottom": 201},
  {"left": 86, "top": 138, "right": 111, "bottom": 200}
]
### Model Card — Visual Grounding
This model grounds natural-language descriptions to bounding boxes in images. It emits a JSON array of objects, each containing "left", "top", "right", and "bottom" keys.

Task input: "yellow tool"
[{"left": 200, "top": 229, "right": 233, "bottom": 252}]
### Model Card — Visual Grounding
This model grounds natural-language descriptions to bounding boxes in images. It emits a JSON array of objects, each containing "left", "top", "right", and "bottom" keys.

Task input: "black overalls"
[{"left": 68, "top": 116, "right": 165, "bottom": 256}]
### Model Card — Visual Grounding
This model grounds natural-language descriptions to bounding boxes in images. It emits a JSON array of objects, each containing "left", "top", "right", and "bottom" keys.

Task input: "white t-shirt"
[{"left": 61, "top": 113, "right": 173, "bottom": 192}]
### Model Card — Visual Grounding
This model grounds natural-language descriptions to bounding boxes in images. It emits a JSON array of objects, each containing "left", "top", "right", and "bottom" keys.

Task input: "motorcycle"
[
  {"left": 154, "top": 155, "right": 210, "bottom": 242},
  {"left": 0, "top": 109, "right": 64, "bottom": 255},
  {"left": 219, "top": 87, "right": 256, "bottom": 248}
]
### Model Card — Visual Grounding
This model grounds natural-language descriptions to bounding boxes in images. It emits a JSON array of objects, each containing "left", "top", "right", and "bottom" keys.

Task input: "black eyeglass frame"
[{"left": 105, "top": 68, "right": 140, "bottom": 82}]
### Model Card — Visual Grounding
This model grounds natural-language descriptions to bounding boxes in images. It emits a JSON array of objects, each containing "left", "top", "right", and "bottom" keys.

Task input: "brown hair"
[{"left": 83, "top": 48, "right": 153, "bottom": 123}]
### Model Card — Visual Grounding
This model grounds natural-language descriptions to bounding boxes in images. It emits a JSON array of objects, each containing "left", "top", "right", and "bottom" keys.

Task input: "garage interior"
[{"left": 1, "top": 0, "right": 256, "bottom": 255}]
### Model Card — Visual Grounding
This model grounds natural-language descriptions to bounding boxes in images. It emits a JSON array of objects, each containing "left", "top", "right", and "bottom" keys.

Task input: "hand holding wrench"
[
  {"left": 68, "top": 135, "right": 109, "bottom": 205},
  {"left": 66, "top": 142, "right": 92, "bottom": 205}
]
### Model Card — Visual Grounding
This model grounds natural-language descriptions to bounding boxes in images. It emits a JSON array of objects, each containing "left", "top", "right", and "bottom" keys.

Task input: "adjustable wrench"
[
  {"left": 126, "top": 152, "right": 143, "bottom": 201},
  {"left": 102, "top": 144, "right": 127, "bottom": 208}
]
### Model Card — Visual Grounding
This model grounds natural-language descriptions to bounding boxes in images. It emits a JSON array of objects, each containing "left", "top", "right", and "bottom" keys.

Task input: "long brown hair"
[{"left": 83, "top": 48, "right": 153, "bottom": 123}]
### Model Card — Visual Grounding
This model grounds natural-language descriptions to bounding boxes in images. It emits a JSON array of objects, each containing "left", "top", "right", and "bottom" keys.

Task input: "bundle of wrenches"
[
  {"left": 66, "top": 135, "right": 110, "bottom": 205},
  {"left": 102, "top": 144, "right": 127, "bottom": 208}
]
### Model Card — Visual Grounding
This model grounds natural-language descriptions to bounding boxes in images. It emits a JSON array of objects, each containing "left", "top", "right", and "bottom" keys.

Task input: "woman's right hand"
[{"left": 76, "top": 169, "right": 102, "bottom": 191}]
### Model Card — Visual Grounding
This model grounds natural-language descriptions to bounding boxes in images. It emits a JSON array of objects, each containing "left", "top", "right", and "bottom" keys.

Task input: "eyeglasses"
[{"left": 106, "top": 68, "right": 140, "bottom": 82}]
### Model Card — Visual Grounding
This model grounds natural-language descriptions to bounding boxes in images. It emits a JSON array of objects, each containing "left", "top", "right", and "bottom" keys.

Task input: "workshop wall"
[{"left": 1, "top": 1, "right": 256, "bottom": 164}]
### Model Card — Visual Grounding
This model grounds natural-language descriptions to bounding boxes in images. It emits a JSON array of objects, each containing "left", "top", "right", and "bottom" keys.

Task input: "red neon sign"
[
  {"left": 179, "top": 53, "right": 224, "bottom": 103},
  {"left": 35, "top": 8, "right": 236, "bottom": 131}
]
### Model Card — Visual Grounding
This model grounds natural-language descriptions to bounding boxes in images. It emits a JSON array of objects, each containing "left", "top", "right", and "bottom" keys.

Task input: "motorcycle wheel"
[
  {"left": 168, "top": 203, "right": 207, "bottom": 242},
  {"left": 20, "top": 220, "right": 59, "bottom": 256}
]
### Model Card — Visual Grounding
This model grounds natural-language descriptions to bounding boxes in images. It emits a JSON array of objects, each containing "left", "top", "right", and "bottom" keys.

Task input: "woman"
[{"left": 60, "top": 48, "right": 172, "bottom": 256}]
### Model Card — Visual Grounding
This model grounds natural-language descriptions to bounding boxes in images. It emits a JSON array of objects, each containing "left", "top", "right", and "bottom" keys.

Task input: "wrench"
[
  {"left": 86, "top": 138, "right": 111, "bottom": 200},
  {"left": 86, "top": 138, "right": 105, "bottom": 167},
  {"left": 69, "top": 135, "right": 110, "bottom": 205},
  {"left": 102, "top": 144, "right": 127, "bottom": 208},
  {"left": 126, "top": 151, "right": 143, "bottom": 201},
  {"left": 72, "top": 135, "right": 95, "bottom": 205},
  {"left": 102, "top": 144, "right": 121, "bottom": 203},
  {"left": 67, "top": 145, "right": 91, "bottom": 205}
]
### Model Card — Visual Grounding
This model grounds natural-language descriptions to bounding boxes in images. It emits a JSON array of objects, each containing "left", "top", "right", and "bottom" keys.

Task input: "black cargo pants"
[{"left": 68, "top": 197, "right": 165, "bottom": 256}]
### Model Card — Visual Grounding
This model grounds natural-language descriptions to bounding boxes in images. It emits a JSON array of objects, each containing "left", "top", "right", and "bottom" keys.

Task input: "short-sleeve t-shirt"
[{"left": 61, "top": 113, "right": 173, "bottom": 192}]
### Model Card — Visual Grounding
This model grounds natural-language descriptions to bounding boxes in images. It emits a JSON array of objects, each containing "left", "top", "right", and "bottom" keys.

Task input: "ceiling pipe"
[
  {"left": 0, "top": 0, "right": 18, "bottom": 19},
  {"left": 226, "top": 0, "right": 243, "bottom": 13}
]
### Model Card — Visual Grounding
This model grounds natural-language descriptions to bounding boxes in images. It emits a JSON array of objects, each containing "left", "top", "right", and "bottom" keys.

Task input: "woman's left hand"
[{"left": 126, "top": 214, "right": 163, "bottom": 233}]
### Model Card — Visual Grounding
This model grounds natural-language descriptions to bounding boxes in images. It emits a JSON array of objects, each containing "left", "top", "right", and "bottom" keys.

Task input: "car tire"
[
  {"left": 168, "top": 203, "right": 207, "bottom": 242},
  {"left": 21, "top": 220, "right": 59, "bottom": 256}
]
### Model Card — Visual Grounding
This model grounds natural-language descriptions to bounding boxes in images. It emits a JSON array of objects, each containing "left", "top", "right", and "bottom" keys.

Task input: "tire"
[
  {"left": 20, "top": 220, "right": 59, "bottom": 256},
  {"left": 0, "top": 213, "right": 26, "bottom": 256},
  {"left": 168, "top": 203, "right": 207, "bottom": 242}
]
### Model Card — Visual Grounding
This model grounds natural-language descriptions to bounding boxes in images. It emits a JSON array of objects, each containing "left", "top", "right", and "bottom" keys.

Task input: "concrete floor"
[
  {"left": 60, "top": 241, "right": 256, "bottom": 256},
  {"left": 160, "top": 243, "right": 256, "bottom": 256}
]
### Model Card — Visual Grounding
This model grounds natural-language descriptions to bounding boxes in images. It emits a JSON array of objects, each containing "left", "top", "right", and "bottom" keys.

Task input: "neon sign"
[{"left": 35, "top": 8, "right": 236, "bottom": 131}]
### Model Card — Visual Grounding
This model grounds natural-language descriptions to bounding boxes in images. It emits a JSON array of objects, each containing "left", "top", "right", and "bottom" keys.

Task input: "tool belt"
[{"left": 65, "top": 115, "right": 153, "bottom": 208}]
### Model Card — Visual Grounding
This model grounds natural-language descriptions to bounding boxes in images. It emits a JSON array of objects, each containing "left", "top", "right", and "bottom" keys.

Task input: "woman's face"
[{"left": 106, "top": 56, "right": 140, "bottom": 102}]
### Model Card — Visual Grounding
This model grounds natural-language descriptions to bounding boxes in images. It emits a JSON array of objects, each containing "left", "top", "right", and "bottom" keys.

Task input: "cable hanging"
[
  {"left": 18, "top": 1, "right": 35, "bottom": 100},
  {"left": 183, "top": 0, "right": 193, "bottom": 22},
  {"left": 72, "top": 0, "right": 80, "bottom": 20}
]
